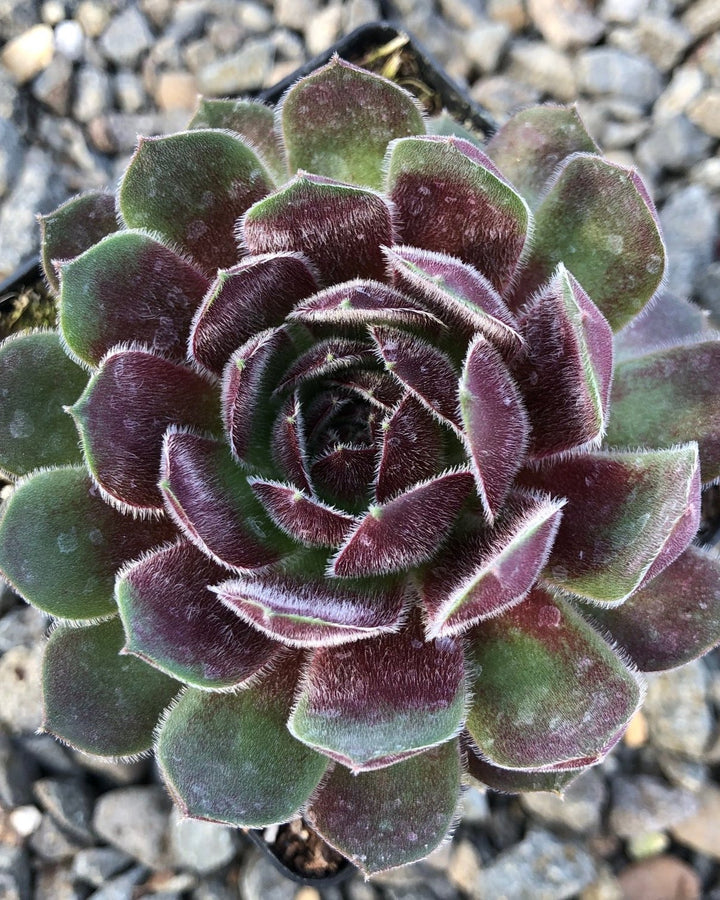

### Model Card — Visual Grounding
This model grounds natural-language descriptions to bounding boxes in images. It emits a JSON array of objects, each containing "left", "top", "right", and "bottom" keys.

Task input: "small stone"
[
  {"left": 99, "top": 7, "right": 154, "bottom": 67},
  {"left": 659, "top": 185, "right": 718, "bottom": 303},
  {"left": 20, "top": 734, "right": 75, "bottom": 776},
  {"left": 697, "top": 31, "right": 720, "bottom": 81},
  {"left": 275, "top": 0, "right": 318, "bottom": 31},
  {"left": 507, "top": 40, "right": 576, "bottom": 102},
  {"left": 636, "top": 114, "right": 714, "bottom": 175},
  {"left": 344, "top": 880, "right": 379, "bottom": 900},
  {"left": 521, "top": 768, "right": 606, "bottom": 835},
  {"left": 305, "top": 3, "right": 343, "bottom": 57},
  {"left": 41, "top": 1, "right": 65, "bottom": 25},
  {"left": 155, "top": 71, "right": 198, "bottom": 111},
  {"left": 448, "top": 839, "right": 483, "bottom": 896},
  {"left": 0, "top": 845, "right": 31, "bottom": 900},
  {"left": 610, "top": 775, "right": 699, "bottom": 838},
  {"left": 1, "top": 24, "right": 55, "bottom": 84},
  {"left": 197, "top": 37, "right": 274, "bottom": 95},
  {"left": 471, "top": 75, "right": 541, "bottom": 122},
  {"left": 580, "top": 864, "right": 623, "bottom": 900},
  {"left": 114, "top": 71, "right": 147, "bottom": 114},
  {"left": 240, "top": 849, "right": 298, "bottom": 900},
  {"left": 695, "top": 261, "right": 720, "bottom": 318},
  {"left": 0, "top": 118, "right": 22, "bottom": 199},
  {"left": 169, "top": 808, "right": 236, "bottom": 874},
  {"left": 600, "top": 0, "right": 646, "bottom": 25},
  {"left": 295, "top": 889, "right": 322, "bottom": 900},
  {"left": 576, "top": 47, "right": 662, "bottom": 107},
  {"left": 424, "top": 840, "right": 453, "bottom": 871},
  {"left": 76, "top": 1, "right": 109, "bottom": 38},
  {"left": 682, "top": 0, "right": 720, "bottom": 40},
  {"left": 35, "top": 864, "right": 86, "bottom": 900},
  {"left": 72, "top": 847, "right": 133, "bottom": 887},
  {"left": 670, "top": 785, "right": 720, "bottom": 860},
  {"left": 165, "top": 0, "right": 209, "bottom": 44},
  {"left": 93, "top": 786, "right": 173, "bottom": 870},
  {"left": 688, "top": 91, "right": 720, "bottom": 138},
  {"left": 626, "top": 831, "right": 670, "bottom": 860},
  {"left": 654, "top": 65, "right": 706, "bottom": 121},
  {"left": 31, "top": 52, "right": 73, "bottom": 115},
  {"left": 657, "top": 753, "right": 708, "bottom": 793},
  {"left": 191, "top": 879, "right": 238, "bottom": 900},
  {"left": 0, "top": 605, "right": 48, "bottom": 653},
  {"left": 486, "top": 0, "right": 529, "bottom": 31},
  {"left": 238, "top": 2, "right": 274, "bottom": 32},
  {"left": 636, "top": 14, "right": 693, "bottom": 72},
  {"left": 617, "top": 855, "right": 701, "bottom": 900},
  {"left": 528, "top": 0, "right": 604, "bottom": 50},
  {"left": 8, "top": 806, "right": 42, "bottom": 838},
  {"left": 461, "top": 785, "right": 490, "bottom": 824},
  {"left": 0, "top": 644, "right": 44, "bottom": 734},
  {"left": 54, "top": 19, "right": 85, "bottom": 61},
  {"left": 0, "top": 730, "right": 38, "bottom": 807},
  {"left": 29, "top": 815, "right": 86, "bottom": 862},
  {"left": 464, "top": 21, "right": 510, "bottom": 74},
  {"left": 86, "top": 864, "right": 148, "bottom": 900},
  {"left": 73, "top": 65, "right": 112, "bottom": 123},
  {"left": 33, "top": 777, "right": 96, "bottom": 844}
]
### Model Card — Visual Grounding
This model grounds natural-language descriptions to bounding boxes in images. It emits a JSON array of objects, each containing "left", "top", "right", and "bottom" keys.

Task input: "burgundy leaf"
[
  {"left": 271, "top": 393, "right": 313, "bottom": 493},
  {"left": 460, "top": 334, "right": 529, "bottom": 521},
  {"left": 160, "top": 430, "right": 285, "bottom": 571},
  {"left": 369, "top": 325, "right": 462, "bottom": 429},
  {"left": 289, "top": 609, "right": 465, "bottom": 770},
  {"left": 215, "top": 571, "right": 407, "bottom": 646},
  {"left": 375, "top": 394, "right": 444, "bottom": 502},
  {"left": 513, "top": 264, "right": 614, "bottom": 458},
  {"left": 190, "top": 253, "right": 318, "bottom": 376},
  {"left": 331, "top": 369, "right": 404, "bottom": 410},
  {"left": 117, "top": 541, "right": 282, "bottom": 689},
  {"left": 242, "top": 173, "right": 394, "bottom": 285},
  {"left": 420, "top": 490, "right": 564, "bottom": 638},
  {"left": 310, "top": 444, "right": 377, "bottom": 508},
  {"left": 386, "top": 135, "right": 530, "bottom": 294},
  {"left": 274, "top": 337, "right": 374, "bottom": 394},
  {"left": 613, "top": 292, "right": 710, "bottom": 364},
  {"left": 465, "top": 742, "right": 583, "bottom": 794},
  {"left": 331, "top": 470, "right": 474, "bottom": 577},
  {"left": 249, "top": 479, "right": 357, "bottom": 547},
  {"left": 69, "top": 348, "right": 219, "bottom": 512}
]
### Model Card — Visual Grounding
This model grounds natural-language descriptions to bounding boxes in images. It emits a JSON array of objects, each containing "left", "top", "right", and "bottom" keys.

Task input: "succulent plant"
[{"left": 2, "top": 56, "right": 720, "bottom": 876}]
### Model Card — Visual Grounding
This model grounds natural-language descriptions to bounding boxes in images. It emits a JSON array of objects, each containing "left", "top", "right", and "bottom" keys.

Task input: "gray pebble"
[
  {"left": 73, "top": 65, "right": 112, "bottom": 123},
  {"left": 0, "top": 643, "right": 45, "bottom": 734},
  {"left": 657, "top": 752, "right": 709, "bottom": 793},
  {"left": 507, "top": 40, "right": 576, "bottom": 102},
  {"left": 460, "top": 784, "right": 490, "bottom": 825},
  {"left": 86, "top": 864, "right": 148, "bottom": 900},
  {"left": 240, "top": 849, "right": 298, "bottom": 900},
  {"left": 191, "top": 880, "right": 239, "bottom": 900},
  {"left": 576, "top": 47, "right": 663, "bottom": 107},
  {"left": 35, "top": 864, "right": 86, "bottom": 900},
  {"left": 0, "top": 0, "right": 38, "bottom": 41},
  {"left": 34, "top": 776, "right": 96, "bottom": 844},
  {"left": 471, "top": 75, "right": 541, "bottom": 121},
  {"left": 476, "top": 828, "right": 597, "bottom": 900},
  {"left": 528, "top": 0, "right": 605, "bottom": 51},
  {"left": 463, "top": 21, "right": 510, "bottom": 74},
  {"left": 695, "top": 260, "right": 720, "bottom": 319},
  {"left": 31, "top": 51, "right": 73, "bottom": 115},
  {"left": 196, "top": 37, "right": 275, "bottom": 95},
  {"left": 0, "top": 726, "right": 37, "bottom": 807},
  {"left": 54, "top": 19, "right": 85, "bottom": 61},
  {"left": 0, "top": 605, "right": 48, "bottom": 652},
  {"left": 71, "top": 749, "right": 148, "bottom": 785},
  {"left": 438, "top": 0, "right": 486, "bottom": 31},
  {"left": 0, "top": 117, "right": 23, "bottom": 199},
  {"left": 659, "top": 184, "right": 718, "bottom": 302},
  {"left": 609, "top": 774, "right": 700, "bottom": 837},
  {"left": 20, "top": 733, "right": 75, "bottom": 776},
  {"left": 114, "top": 70, "right": 147, "bottom": 114},
  {"left": 92, "top": 786, "right": 173, "bottom": 870},
  {"left": 165, "top": 0, "right": 209, "bottom": 44},
  {"left": 274, "top": 0, "right": 318, "bottom": 32},
  {"left": 0, "top": 845, "right": 32, "bottom": 900},
  {"left": 99, "top": 7, "right": 154, "bottom": 67},
  {"left": 72, "top": 846, "right": 133, "bottom": 887},
  {"left": 520, "top": 768, "right": 606, "bottom": 835},
  {"left": 636, "top": 114, "right": 714, "bottom": 174},
  {"left": 0, "top": 579, "right": 20, "bottom": 616},
  {"left": 29, "top": 814, "right": 88, "bottom": 863},
  {"left": 169, "top": 807, "right": 237, "bottom": 874}
]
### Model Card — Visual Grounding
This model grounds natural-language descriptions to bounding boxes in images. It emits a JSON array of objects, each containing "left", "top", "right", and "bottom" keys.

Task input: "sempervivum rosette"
[{"left": 1, "top": 57, "right": 720, "bottom": 876}]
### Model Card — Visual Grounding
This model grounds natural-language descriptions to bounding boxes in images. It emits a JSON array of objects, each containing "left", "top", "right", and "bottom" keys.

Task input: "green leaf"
[
  {"left": 43, "top": 618, "right": 179, "bottom": 757},
  {"left": 0, "top": 331, "right": 87, "bottom": 478}
]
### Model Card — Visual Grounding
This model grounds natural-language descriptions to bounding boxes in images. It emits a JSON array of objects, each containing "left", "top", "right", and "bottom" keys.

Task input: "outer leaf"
[
  {"left": 614, "top": 293, "right": 710, "bottom": 363},
  {"left": 465, "top": 744, "right": 582, "bottom": 794},
  {"left": 583, "top": 545, "right": 720, "bottom": 672},
  {"left": 386, "top": 135, "right": 530, "bottom": 294},
  {"left": 281, "top": 55, "right": 424, "bottom": 190},
  {"left": 189, "top": 253, "right": 317, "bottom": 377},
  {"left": 157, "top": 666, "right": 328, "bottom": 827},
  {"left": 306, "top": 740, "right": 461, "bottom": 877},
  {"left": 160, "top": 430, "right": 285, "bottom": 570},
  {"left": 0, "top": 331, "right": 86, "bottom": 478},
  {"left": 243, "top": 173, "right": 394, "bottom": 285},
  {"left": 509, "top": 154, "right": 665, "bottom": 330},
  {"left": 59, "top": 231, "right": 209, "bottom": 367},
  {"left": 420, "top": 491, "right": 564, "bottom": 638},
  {"left": 119, "top": 130, "right": 273, "bottom": 272},
  {"left": 117, "top": 541, "right": 281, "bottom": 689},
  {"left": 289, "top": 610, "right": 465, "bottom": 769},
  {"left": 0, "top": 466, "right": 175, "bottom": 620},
  {"left": 520, "top": 447, "right": 700, "bottom": 604},
  {"left": 605, "top": 340, "right": 720, "bottom": 484},
  {"left": 215, "top": 571, "right": 407, "bottom": 647},
  {"left": 271, "top": 392, "right": 313, "bottom": 493},
  {"left": 249, "top": 479, "right": 356, "bottom": 547},
  {"left": 465, "top": 587, "right": 641, "bottom": 770},
  {"left": 188, "top": 98, "right": 286, "bottom": 182},
  {"left": 40, "top": 190, "right": 118, "bottom": 292},
  {"left": 70, "top": 348, "right": 220, "bottom": 512},
  {"left": 331, "top": 470, "right": 475, "bottom": 578},
  {"left": 43, "top": 618, "right": 178, "bottom": 757},
  {"left": 460, "top": 334, "right": 529, "bottom": 520},
  {"left": 513, "top": 264, "right": 614, "bottom": 458},
  {"left": 486, "top": 105, "right": 598, "bottom": 208}
]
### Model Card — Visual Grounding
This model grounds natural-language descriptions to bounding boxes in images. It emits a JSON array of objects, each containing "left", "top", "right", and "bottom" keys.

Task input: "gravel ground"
[{"left": 0, "top": 1, "right": 719, "bottom": 898}]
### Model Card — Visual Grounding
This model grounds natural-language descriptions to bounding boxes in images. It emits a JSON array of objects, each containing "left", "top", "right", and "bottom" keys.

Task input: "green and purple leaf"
[
  {"left": 465, "top": 744, "right": 582, "bottom": 794},
  {"left": 582, "top": 545, "right": 720, "bottom": 672},
  {"left": 0, "top": 466, "right": 175, "bottom": 620},
  {"left": 614, "top": 293, "right": 710, "bottom": 363},
  {"left": 486, "top": 105, "right": 598, "bottom": 209},
  {"left": 509, "top": 154, "right": 665, "bottom": 331},
  {"left": 420, "top": 491, "right": 564, "bottom": 638},
  {"left": 281, "top": 55, "right": 424, "bottom": 190},
  {"left": 243, "top": 173, "right": 394, "bottom": 284},
  {"left": 70, "top": 348, "right": 220, "bottom": 512},
  {"left": 119, "top": 130, "right": 273, "bottom": 272},
  {"left": 214, "top": 570, "right": 407, "bottom": 647},
  {"left": 157, "top": 665, "right": 328, "bottom": 827},
  {"left": 460, "top": 334, "right": 529, "bottom": 520},
  {"left": 465, "top": 587, "right": 641, "bottom": 770},
  {"left": 249, "top": 479, "right": 356, "bottom": 547},
  {"left": 274, "top": 337, "right": 374, "bottom": 394},
  {"left": 307, "top": 740, "right": 461, "bottom": 876},
  {"left": 43, "top": 618, "right": 178, "bottom": 757},
  {"left": 117, "top": 540, "right": 281, "bottom": 689},
  {"left": 271, "top": 392, "right": 313, "bottom": 493},
  {"left": 59, "top": 231, "right": 209, "bottom": 367},
  {"left": 331, "top": 470, "right": 474, "bottom": 578},
  {"left": 160, "top": 430, "right": 285, "bottom": 570},
  {"left": 190, "top": 253, "right": 317, "bottom": 377},
  {"left": 40, "top": 190, "right": 119, "bottom": 292},
  {"left": 520, "top": 446, "right": 701, "bottom": 604},
  {"left": 0, "top": 331, "right": 87, "bottom": 478},
  {"left": 386, "top": 135, "right": 530, "bottom": 294},
  {"left": 513, "top": 264, "right": 613, "bottom": 458},
  {"left": 605, "top": 339, "right": 720, "bottom": 484},
  {"left": 289, "top": 610, "right": 465, "bottom": 769},
  {"left": 384, "top": 246, "right": 521, "bottom": 350}
]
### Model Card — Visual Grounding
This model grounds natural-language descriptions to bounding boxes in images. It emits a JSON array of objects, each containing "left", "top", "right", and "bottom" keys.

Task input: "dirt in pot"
[
  {"left": 264, "top": 818, "right": 347, "bottom": 879},
  {"left": 0, "top": 272, "right": 55, "bottom": 341}
]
